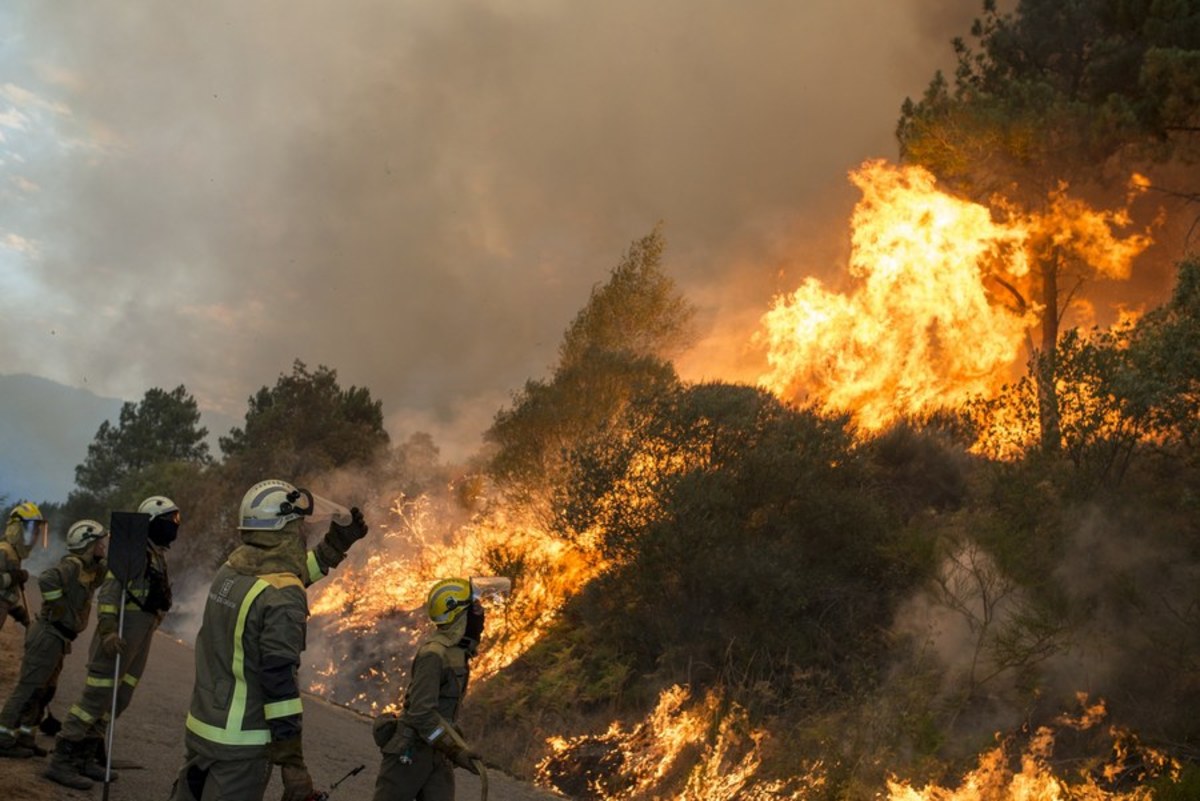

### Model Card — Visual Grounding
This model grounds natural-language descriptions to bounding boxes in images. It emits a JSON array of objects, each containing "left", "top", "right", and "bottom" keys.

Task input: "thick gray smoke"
[{"left": 0, "top": 1, "right": 979, "bottom": 460}]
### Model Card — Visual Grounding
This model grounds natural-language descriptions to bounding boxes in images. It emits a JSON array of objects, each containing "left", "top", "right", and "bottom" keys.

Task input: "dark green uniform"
[
  {"left": 0, "top": 542, "right": 28, "bottom": 632},
  {"left": 60, "top": 543, "right": 172, "bottom": 742},
  {"left": 373, "top": 626, "right": 470, "bottom": 801},
  {"left": 0, "top": 553, "right": 104, "bottom": 750},
  {"left": 169, "top": 551, "right": 327, "bottom": 801}
]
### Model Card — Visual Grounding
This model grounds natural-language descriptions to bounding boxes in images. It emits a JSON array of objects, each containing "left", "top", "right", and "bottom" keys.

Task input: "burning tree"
[{"left": 896, "top": 0, "right": 1199, "bottom": 452}]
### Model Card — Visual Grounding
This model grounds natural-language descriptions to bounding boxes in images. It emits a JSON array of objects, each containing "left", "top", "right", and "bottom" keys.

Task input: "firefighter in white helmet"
[
  {"left": 168, "top": 479, "right": 369, "bottom": 801},
  {"left": 371, "top": 577, "right": 486, "bottom": 801},
  {"left": 0, "top": 502, "right": 47, "bottom": 632},
  {"left": 0, "top": 520, "right": 107, "bottom": 766},
  {"left": 49, "top": 495, "right": 182, "bottom": 789}
]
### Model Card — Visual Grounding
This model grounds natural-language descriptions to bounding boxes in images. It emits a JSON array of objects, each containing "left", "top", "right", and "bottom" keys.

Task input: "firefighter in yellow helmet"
[
  {"left": 48, "top": 495, "right": 182, "bottom": 789},
  {"left": 0, "top": 502, "right": 47, "bottom": 632},
  {"left": 168, "top": 479, "right": 369, "bottom": 801},
  {"left": 0, "top": 520, "right": 107, "bottom": 766},
  {"left": 371, "top": 577, "right": 486, "bottom": 801}
]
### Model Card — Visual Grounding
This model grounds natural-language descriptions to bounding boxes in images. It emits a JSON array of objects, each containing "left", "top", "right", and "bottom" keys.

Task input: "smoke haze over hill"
[{"left": 1, "top": 1, "right": 983, "bottom": 463}]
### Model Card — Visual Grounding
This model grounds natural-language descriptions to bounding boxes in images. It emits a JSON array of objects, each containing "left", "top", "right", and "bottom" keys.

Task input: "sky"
[{"left": 0, "top": 1, "right": 983, "bottom": 461}]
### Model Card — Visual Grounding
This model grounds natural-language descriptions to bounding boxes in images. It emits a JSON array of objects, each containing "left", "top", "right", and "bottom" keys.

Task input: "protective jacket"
[
  {"left": 400, "top": 620, "right": 470, "bottom": 747},
  {"left": 0, "top": 552, "right": 105, "bottom": 740},
  {"left": 0, "top": 541, "right": 25, "bottom": 624},
  {"left": 38, "top": 554, "right": 105, "bottom": 642},
  {"left": 183, "top": 531, "right": 330, "bottom": 762},
  {"left": 96, "top": 541, "right": 172, "bottom": 623}
]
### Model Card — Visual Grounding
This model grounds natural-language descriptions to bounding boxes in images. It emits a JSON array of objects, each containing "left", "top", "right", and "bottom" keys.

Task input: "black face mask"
[
  {"left": 148, "top": 517, "right": 179, "bottom": 548},
  {"left": 461, "top": 602, "right": 485, "bottom": 654}
]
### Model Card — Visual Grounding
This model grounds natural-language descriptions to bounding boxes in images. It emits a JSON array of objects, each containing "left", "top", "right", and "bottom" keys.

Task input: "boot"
[
  {"left": 16, "top": 728, "right": 47, "bottom": 757},
  {"left": 42, "top": 739, "right": 93, "bottom": 790},
  {"left": 0, "top": 729, "right": 33, "bottom": 759},
  {"left": 78, "top": 736, "right": 117, "bottom": 782}
]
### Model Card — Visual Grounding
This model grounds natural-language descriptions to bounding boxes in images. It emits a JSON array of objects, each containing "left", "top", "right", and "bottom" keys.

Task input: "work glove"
[
  {"left": 7, "top": 567, "right": 28, "bottom": 586},
  {"left": 100, "top": 632, "right": 126, "bottom": 658},
  {"left": 379, "top": 718, "right": 415, "bottom": 762},
  {"left": 452, "top": 748, "right": 483, "bottom": 774},
  {"left": 461, "top": 601, "right": 485, "bottom": 656},
  {"left": 9, "top": 605, "right": 30, "bottom": 627},
  {"left": 266, "top": 736, "right": 306, "bottom": 768},
  {"left": 279, "top": 763, "right": 313, "bottom": 801},
  {"left": 372, "top": 715, "right": 398, "bottom": 749},
  {"left": 315, "top": 507, "right": 368, "bottom": 570}
]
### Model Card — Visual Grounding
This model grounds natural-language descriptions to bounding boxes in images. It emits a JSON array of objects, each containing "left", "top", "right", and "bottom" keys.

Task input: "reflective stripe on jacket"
[
  {"left": 184, "top": 563, "right": 309, "bottom": 760},
  {"left": 38, "top": 554, "right": 104, "bottom": 638},
  {"left": 96, "top": 543, "right": 170, "bottom": 617}
]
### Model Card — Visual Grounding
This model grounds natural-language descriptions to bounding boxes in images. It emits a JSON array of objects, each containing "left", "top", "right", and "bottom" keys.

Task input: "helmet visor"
[
  {"left": 21, "top": 519, "right": 47, "bottom": 548},
  {"left": 308, "top": 494, "right": 351, "bottom": 526},
  {"left": 278, "top": 488, "right": 350, "bottom": 525}
]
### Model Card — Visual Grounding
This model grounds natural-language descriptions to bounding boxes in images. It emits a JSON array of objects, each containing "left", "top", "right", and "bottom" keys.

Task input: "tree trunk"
[{"left": 1036, "top": 252, "right": 1062, "bottom": 453}]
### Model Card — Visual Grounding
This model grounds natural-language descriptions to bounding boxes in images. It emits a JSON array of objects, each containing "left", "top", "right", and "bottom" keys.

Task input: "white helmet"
[
  {"left": 66, "top": 520, "right": 108, "bottom": 553},
  {"left": 138, "top": 495, "right": 180, "bottom": 522},
  {"left": 239, "top": 480, "right": 312, "bottom": 531}
]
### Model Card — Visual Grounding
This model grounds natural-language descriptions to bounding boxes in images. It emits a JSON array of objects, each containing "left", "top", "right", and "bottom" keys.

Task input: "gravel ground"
[{"left": 0, "top": 609, "right": 567, "bottom": 801}]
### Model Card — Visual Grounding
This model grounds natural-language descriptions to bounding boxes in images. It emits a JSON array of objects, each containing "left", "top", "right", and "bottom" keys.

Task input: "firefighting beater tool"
[
  {"left": 305, "top": 763, "right": 366, "bottom": 800},
  {"left": 102, "top": 510, "right": 150, "bottom": 801}
]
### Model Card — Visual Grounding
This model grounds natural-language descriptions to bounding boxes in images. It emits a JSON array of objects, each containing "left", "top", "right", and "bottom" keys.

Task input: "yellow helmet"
[
  {"left": 426, "top": 578, "right": 472, "bottom": 626},
  {"left": 8, "top": 502, "right": 47, "bottom": 551},
  {"left": 10, "top": 501, "right": 44, "bottom": 523}
]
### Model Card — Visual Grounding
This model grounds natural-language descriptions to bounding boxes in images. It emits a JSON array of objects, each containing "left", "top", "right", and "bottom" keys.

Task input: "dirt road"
[{"left": 0, "top": 615, "right": 566, "bottom": 801}]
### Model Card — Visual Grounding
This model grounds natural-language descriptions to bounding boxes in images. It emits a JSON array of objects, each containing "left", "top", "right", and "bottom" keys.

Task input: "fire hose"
[
  {"left": 306, "top": 763, "right": 365, "bottom": 801},
  {"left": 473, "top": 757, "right": 489, "bottom": 801}
]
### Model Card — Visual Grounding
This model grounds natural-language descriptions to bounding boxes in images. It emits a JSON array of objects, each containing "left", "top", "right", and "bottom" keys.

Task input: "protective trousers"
[
  {"left": 0, "top": 623, "right": 66, "bottom": 739},
  {"left": 60, "top": 609, "right": 158, "bottom": 741},
  {"left": 372, "top": 746, "right": 455, "bottom": 801},
  {"left": 0, "top": 599, "right": 10, "bottom": 633},
  {"left": 167, "top": 749, "right": 272, "bottom": 801}
]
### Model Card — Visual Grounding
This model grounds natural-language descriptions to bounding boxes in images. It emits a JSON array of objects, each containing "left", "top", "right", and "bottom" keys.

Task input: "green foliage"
[
  {"left": 487, "top": 351, "right": 680, "bottom": 502},
  {"left": 219, "top": 359, "right": 389, "bottom": 483},
  {"left": 864, "top": 421, "right": 972, "bottom": 519},
  {"left": 558, "top": 225, "right": 697, "bottom": 370},
  {"left": 553, "top": 381, "right": 933, "bottom": 699},
  {"left": 898, "top": 0, "right": 1200, "bottom": 190},
  {"left": 1125, "top": 257, "right": 1200, "bottom": 447},
  {"left": 486, "top": 228, "right": 695, "bottom": 506},
  {"left": 1151, "top": 763, "right": 1200, "bottom": 801},
  {"left": 68, "top": 385, "right": 210, "bottom": 519}
]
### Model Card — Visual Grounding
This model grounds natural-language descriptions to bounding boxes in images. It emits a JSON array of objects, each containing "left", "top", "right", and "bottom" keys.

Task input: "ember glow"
[
  {"left": 536, "top": 685, "right": 827, "bottom": 801},
  {"left": 757, "top": 160, "right": 1151, "bottom": 433},
  {"left": 886, "top": 696, "right": 1178, "bottom": 801}
]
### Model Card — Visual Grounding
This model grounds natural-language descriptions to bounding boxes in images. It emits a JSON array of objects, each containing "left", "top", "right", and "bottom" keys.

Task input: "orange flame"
[
  {"left": 887, "top": 697, "right": 1178, "bottom": 801},
  {"left": 305, "top": 491, "right": 607, "bottom": 713},
  {"left": 757, "top": 160, "right": 1151, "bottom": 434}
]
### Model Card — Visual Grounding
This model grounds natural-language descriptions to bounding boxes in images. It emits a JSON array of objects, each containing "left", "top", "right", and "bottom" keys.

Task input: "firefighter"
[
  {"left": 168, "top": 479, "right": 369, "bottom": 801},
  {"left": 371, "top": 577, "right": 486, "bottom": 801},
  {"left": 48, "top": 494, "right": 182, "bottom": 788},
  {"left": 0, "top": 520, "right": 107, "bottom": 768},
  {"left": 0, "top": 502, "right": 47, "bottom": 632}
]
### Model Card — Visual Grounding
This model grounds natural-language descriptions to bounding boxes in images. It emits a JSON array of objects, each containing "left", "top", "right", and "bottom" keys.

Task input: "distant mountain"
[{"left": 0, "top": 373, "right": 238, "bottom": 504}]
